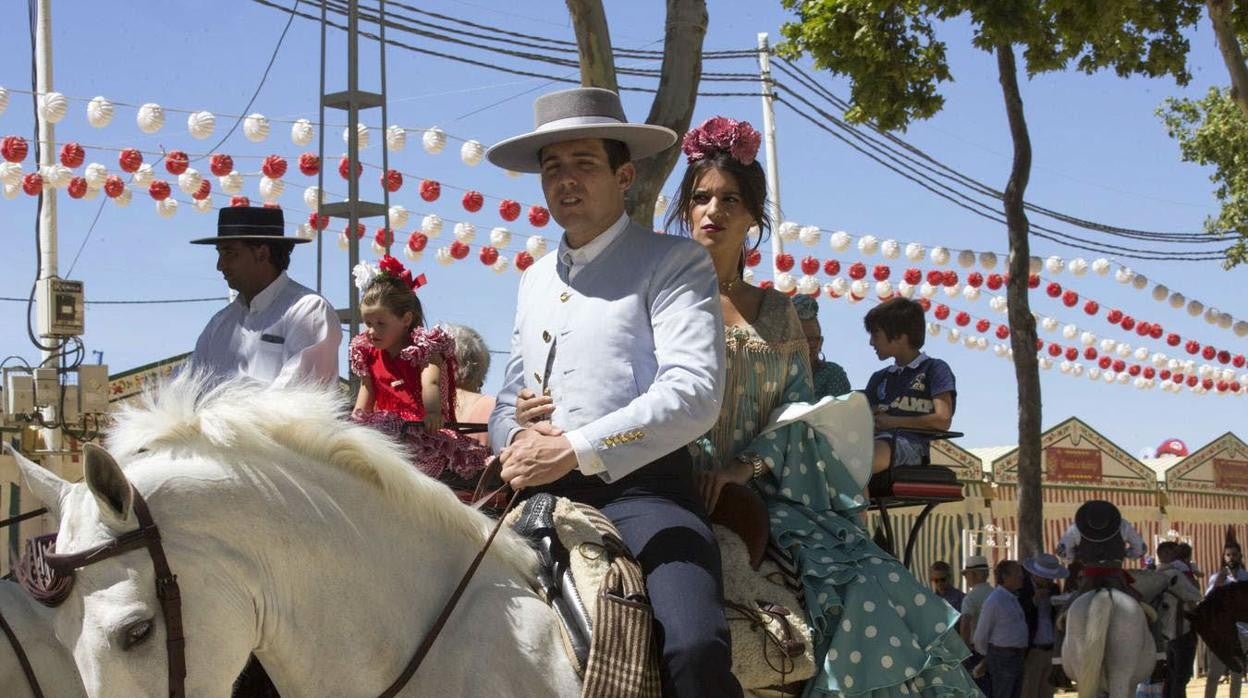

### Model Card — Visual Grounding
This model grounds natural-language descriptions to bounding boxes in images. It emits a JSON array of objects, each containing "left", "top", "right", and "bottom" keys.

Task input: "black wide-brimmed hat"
[
  {"left": 487, "top": 87, "right": 677, "bottom": 173},
  {"left": 1075, "top": 500, "right": 1122, "bottom": 542},
  {"left": 190, "top": 206, "right": 309, "bottom": 245}
]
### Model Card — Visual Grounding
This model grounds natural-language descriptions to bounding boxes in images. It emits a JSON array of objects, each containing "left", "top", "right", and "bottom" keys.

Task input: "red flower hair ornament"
[
  {"left": 681, "top": 116, "right": 762, "bottom": 166},
  {"left": 353, "top": 255, "right": 427, "bottom": 292}
]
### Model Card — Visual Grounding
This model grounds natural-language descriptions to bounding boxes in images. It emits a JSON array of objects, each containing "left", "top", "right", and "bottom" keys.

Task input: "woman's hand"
[
  {"left": 515, "top": 388, "right": 557, "bottom": 427},
  {"left": 423, "top": 406, "right": 444, "bottom": 432},
  {"left": 694, "top": 457, "right": 754, "bottom": 514}
]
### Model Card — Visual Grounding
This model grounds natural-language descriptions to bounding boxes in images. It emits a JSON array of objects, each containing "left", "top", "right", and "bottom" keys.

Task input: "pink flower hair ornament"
[{"left": 681, "top": 116, "right": 762, "bottom": 166}]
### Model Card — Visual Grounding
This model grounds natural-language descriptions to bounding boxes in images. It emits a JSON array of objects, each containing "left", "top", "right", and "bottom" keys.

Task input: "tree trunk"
[
  {"left": 996, "top": 43, "right": 1044, "bottom": 560},
  {"left": 565, "top": 0, "right": 708, "bottom": 228},
  {"left": 1206, "top": 0, "right": 1248, "bottom": 120}
]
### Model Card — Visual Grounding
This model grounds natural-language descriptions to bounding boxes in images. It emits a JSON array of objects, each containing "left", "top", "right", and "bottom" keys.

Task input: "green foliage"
[
  {"left": 1159, "top": 87, "right": 1248, "bottom": 267},
  {"left": 777, "top": 0, "right": 1201, "bottom": 131}
]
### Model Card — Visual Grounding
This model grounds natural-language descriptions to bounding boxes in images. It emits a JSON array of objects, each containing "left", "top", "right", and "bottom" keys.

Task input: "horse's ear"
[
  {"left": 6, "top": 444, "right": 70, "bottom": 520},
  {"left": 83, "top": 444, "right": 134, "bottom": 528}
]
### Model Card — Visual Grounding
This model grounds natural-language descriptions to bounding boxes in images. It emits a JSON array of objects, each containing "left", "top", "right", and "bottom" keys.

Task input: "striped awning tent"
[{"left": 1161, "top": 432, "right": 1248, "bottom": 582}]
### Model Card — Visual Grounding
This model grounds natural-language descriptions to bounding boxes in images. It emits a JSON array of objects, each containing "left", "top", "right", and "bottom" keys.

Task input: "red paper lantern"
[
  {"left": 419, "top": 179, "right": 441, "bottom": 202},
  {"left": 1062, "top": 290, "right": 1078, "bottom": 307},
  {"left": 1107, "top": 309, "right": 1124, "bottom": 324},
  {"left": 917, "top": 298, "right": 931, "bottom": 312},
  {"left": 848, "top": 262, "right": 866, "bottom": 279},
  {"left": 373, "top": 228, "right": 393, "bottom": 247},
  {"left": 1233, "top": 354, "right": 1246, "bottom": 368},
  {"left": 1112, "top": 359, "right": 1126, "bottom": 373},
  {"left": 261, "top": 155, "right": 288, "bottom": 179},
  {"left": 1231, "top": 382, "right": 1243, "bottom": 393},
  {"left": 934, "top": 304, "right": 950, "bottom": 321},
  {"left": 528, "top": 205, "right": 550, "bottom": 227},
  {"left": 1047, "top": 343, "right": 1062, "bottom": 357},
  {"left": 1186, "top": 375, "right": 1199, "bottom": 388},
  {"left": 1128, "top": 365, "right": 1141, "bottom": 377},
  {"left": 192, "top": 179, "right": 211, "bottom": 201},
  {"left": 1083, "top": 300, "right": 1099, "bottom": 316},
  {"left": 59, "top": 142, "right": 85, "bottom": 169},
  {"left": 297, "top": 153, "right": 320, "bottom": 176},
  {"left": 776, "top": 254, "right": 795, "bottom": 272},
  {"left": 515, "top": 251, "right": 534, "bottom": 271},
  {"left": 942, "top": 270, "right": 958, "bottom": 287},
  {"left": 209, "top": 153, "right": 233, "bottom": 177},
  {"left": 926, "top": 270, "right": 944, "bottom": 286},
  {"left": 148, "top": 180, "right": 171, "bottom": 201},
  {"left": 1217, "top": 381, "right": 1229, "bottom": 392},
  {"left": 873, "top": 264, "right": 890, "bottom": 281},
  {"left": 263, "top": 202, "right": 282, "bottom": 210},
  {"left": 1185, "top": 340, "right": 1200, "bottom": 355},
  {"left": 986, "top": 273, "right": 1004, "bottom": 291},
  {"left": 1160, "top": 369, "right": 1171, "bottom": 381},
  {"left": 1149, "top": 324, "right": 1163, "bottom": 339},
  {"left": 462, "top": 190, "right": 484, "bottom": 213},
  {"left": 164, "top": 150, "right": 189, "bottom": 175},
  {"left": 1217, "top": 350, "right": 1231, "bottom": 364},
  {"left": 976, "top": 319, "right": 990, "bottom": 333},
  {"left": 903, "top": 268, "right": 921, "bottom": 285},
  {"left": 746, "top": 249, "right": 762, "bottom": 268},
  {"left": 759, "top": 280, "right": 775, "bottom": 290},
  {"left": 965, "top": 272, "right": 983, "bottom": 288},
  {"left": 308, "top": 212, "right": 329, "bottom": 231},
  {"left": 1027, "top": 274, "right": 1040, "bottom": 289},
  {"left": 1135, "top": 322, "right": 1151, "bottom": 337},
  {"left": 996, "top": 325, "right": 1010, "bottom": 340},
  {"left": 1202, "top": 378, "right": 1215, "bottom": 390},
  {"left": 230, "top": 196, "right": 251, "bottom": 207},
  {"left": 407, "top": 232, "right": 428, "bottom": 252},
  {"left": 800, "top": 256, "right": 820, "bottom": 276},
  {"left": 119, "top": 147, "right": 143, "bottom": 173},
  {"left": 1202, "top": 346, "right": 1217, "bottom": 361},
  {"left": 1045, "top": 282, "right": 1062, "bottom": 298},
  {"left": 382, "top": 169, "right": 403, "bottom": 193},
  {"left": 1084, "top": 347, "right": 1097, "bottom": 360},
  {"left": 955, "top": 311, "right": 971, "bottom": 327},
  {"left": 1064, "top": 347, "right": 1078, "bottom": 361},
  {"left": 103, "top": 175, "right": 124, "bottom": 198},
  {"left": 479, "top": 246, "right": 500, "bottom": 265},
  {"left": 499, "top": 199, "right": 521, "bottom": 222},
  {"left": 1099, "top": 356, "right": 1112, "bottom": 370},
  {"left": 1120, "top": 316, "right": 1136, "bottom": 331},
  {"left": 2, "top": 135, "right": 29, "bottom": 163},
  {"left": 338, "top": 156, "right": 362, "bottom": 180},
  {"left": 67, "top": 176, "right": 87, "bottom": 199},
  {"left": 1143, "top": 367, "right": 1156, "bottom": 380},
  {"left": 1166, "top": 333, "right": 1181, "bottom": 347},
  {"left": 344, "top": 222, "right": 365, "bottom": 239},
  {"left": 450, "top": 240, "right": 471, "bottom": 260}
]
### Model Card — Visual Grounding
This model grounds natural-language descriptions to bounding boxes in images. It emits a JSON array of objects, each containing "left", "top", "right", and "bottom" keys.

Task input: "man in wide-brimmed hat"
[
  {"left": 960, "top": 554, "right": 995, "bottom": 693},
  {"left": 488, "top": 87, "right": 738, "bottom": 696},
  {"left": 1019, "top": 554, "right": 1068, "bottom": 698},
  {"left": 188, "top": 206, "right": 341, "bottom": 387}
]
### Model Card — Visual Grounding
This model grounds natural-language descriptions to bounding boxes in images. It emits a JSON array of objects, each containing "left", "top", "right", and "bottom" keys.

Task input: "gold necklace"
[{"left": 719, "top": 276, "right": 743, "bottom": 294}]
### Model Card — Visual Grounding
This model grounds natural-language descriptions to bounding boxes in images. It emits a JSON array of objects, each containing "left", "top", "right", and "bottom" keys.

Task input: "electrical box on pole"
[{"left": 35, "top": 277, "right": 84, "bottom": 337}]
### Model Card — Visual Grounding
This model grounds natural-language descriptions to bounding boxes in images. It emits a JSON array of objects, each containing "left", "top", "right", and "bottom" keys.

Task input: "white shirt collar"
[
  {"left": 558, "top": 212, "right": 630, "bottom": 270},
  {"left": 243, "top": 272, "right": 290, "bottom": 315},
  {"left": 886, "top": 351, "right": 928, "bottom": 373}
]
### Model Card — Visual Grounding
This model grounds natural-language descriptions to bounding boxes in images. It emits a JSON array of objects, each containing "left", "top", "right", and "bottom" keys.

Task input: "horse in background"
[
  {"left": 1190, "top": 581, "right": 1248, "bottom": 674},
  {"left": 1061, "top": 587, "right": 1156, "bottom": 698}
]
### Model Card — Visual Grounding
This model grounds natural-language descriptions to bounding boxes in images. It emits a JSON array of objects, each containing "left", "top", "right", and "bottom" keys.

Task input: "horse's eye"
[{"left": 123, "top": 619, "right": 153, "bottom": 649}]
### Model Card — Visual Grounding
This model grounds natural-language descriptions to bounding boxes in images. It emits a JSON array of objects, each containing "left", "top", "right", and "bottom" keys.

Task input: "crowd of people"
[{"left": 180, "top": 84, "right": 1243, "bottom": 697}]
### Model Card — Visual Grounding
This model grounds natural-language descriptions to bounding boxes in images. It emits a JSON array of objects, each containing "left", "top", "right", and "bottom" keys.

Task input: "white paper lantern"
[
  {"left": 919, "top": 282, "right": 937, "bottom": 299},
  {"left": 1134, "top": 347, "right": 1149, "bottom": 361},
  {"left": 1152, "top": 353, "right": 1167, "bottom": 367},
  {"left": 1218, "top": 313, "right": 1233, "bottom": 329},
  {"left": 1062, "top": 324, "right": 1078, "bottom": 340},
  {"left": 946, "top": 328, "right": 961, "bottom": 343},
  {"left": 291, "top": 118, "right": 315, "bottom": 146},
  {"left": 460, "top": 139, "right": 485, "bottom": 166},
  {"left": 386, "top": 125, "right": 407, "bottom": 152},
  {"left": 113, "top": 186, "right": 131, "bottom": 207},
  {"left": 905, "top": 242, "right": 926, "bottom": 261},
  {"left": 655, "top": 194, "right": 670, "bottom": 216},
  {"left": 1099, "top": 339, "right": 1116, "bottom": 354},
  {"left": 956, "top": 250, "right": 975, "bottom": 268},
  {"left": 874, "top": 280, "right": 893, "bottom": 299},
  {"left": 436, "top": 247, "right": 454, "bottom": 265},
  {"left": 990, "top": 296, "right": 1008, "bottom": 313},
  {"left": 1073, "top": 364, "right": 1084, "bottom": 377},
  {"left": 83, "top": 163, "right": 108, "bottom": 190},
  {"left": 979, "top": 251, "right": 998, "bottom": 269},
  {"left": 371, "top": 240, "right": 387, "bottom": 256},
  {"left": 849, "top": 279, "right": 869, "bottom": 298},
  {"left": 39, "top": 91, "right": 68, "bottom": 123},
  {"left": 422, "top": 127, "right": 447, "bottom": 154},
  {"left": 1028, "top": 256, "right": 1041, "bottom": 274},
  {"left": 193, "top": 197, "right": 213, "bottom": 214},
  {"left": 943, "top": 284, "right": 961, "bottom": 298},
  {"left": 964, "top": 336, "right": 978, "bottom": 350},
  {"left": 799, "top": 275, "right": 821, "bottom": 295},
  {"left": 156, "top": 197, "right": 178, "bottom": 218},
  {"left": 1091, "top": 258, "right": 1111, "bottom": 275},
  {"left": 775, "top": 273, "right": 797, "bottom": 294},
  {"left": 1041, "top": 316, "right": 1058, "bottom": 333},
  {"left": 829, "top": 230, "right": 852, "bottom": 252},
  {"left": 1102, "top": 370, "right": 1116, "bottom": 384},
  {"left": 1187, "top": 299, "right": 1204, "bottom": 317},
  {"left": 422, "top": 214, "right": 443, "bottom": 238},
  {"left": 492, "top": 257, "right": 510, "bottom": 273},
  {"left": 1235, "top": 321, "right": 1248, "bottom": 337},
  {"left": 490, "top": 227, "right": 512, "bottom": 248},
  {"left": 1089, "top": 367, "right": 1101, "bottom": 381},
  {"left": 857, "top": 234, "right": 879, "bottom": 255},
  {"left": 218, "top": 170, "right": 242, "bottom": 195},
  {"left": 798, "top": 225, "right": 821, "bottom": 246},
  {"left": 897, "top": 281, "right": 915, "bottom": 299},
  {"left": 1039, "top": 357, "right": 1053, "bottom": 370},
  {"left": 1045, "top": 256, "right": 1064, "bottom": 274},
  {"left": 258, "top": 176, "right": 284, "bottom": 202},
  {"left": 743, "top": 269, "right": 756, "bottom": 285},
  {"left": 136, "top": 103, "right": 165, "bottom": 134},
  {"left": 1204, "top": 307, "right": 1220, "bottom": 325},
  {"left": 930, "top": 246, "right": 950, "bottom": 265},
  {"left": 1117, "top": 372, "right": 1130, "bottom": 385},
  {"left": 453, "top": 221, "right": 476, "bottom": 243},
  {"left": 42, "top": 164, "right": 72, "bottom": 188},
  {"left": 1116, "top": 342, "right": 1132, "bottom": 358},
  {"left": 1115, "top": 267, "right": 1134, "bottom": 284},
  {"left": 388, "top": 205, "right": 409, "bottom": 230},
  {"left": 187, "top": 111, "right": 216, "bottom": 139},
  {"left": 243, "top": 113, "right": 271, "bottom": 142},
  {"left": 1168, "top": 292, "right": 1185, "bottom": 309},
  {"left": 1060, "top": 361, "right": 1072, "bottom": 374},
  {"left": 1068, "top": 257, "right": 1088, "bottom": 276},
  {"left": 526, "top": 235, "right": 548, "bottom": 258},
  {"left": 993, "top": 344, "right": 1009, "bottom": 358},
  {"left": 831, "top": 278, "right": 850, "bottom": 297},
  {"left": 0, "top": 162, "right": 21, "bottom": 186},
  {"left": 1081, "top": 332, "right": 1096, "bottom": 347},
  {"left": 303, "top": 186, "right": 323, "bottom": 210},
  {"left": 337, "top": 232, "right": 350, "bottom": 250},
  {"left": 0, "top": 86, "right": 8, "bottom": 116},
  {"left": 403, "top": 246, "right": 422, "bottom": 262},
  {"left": 778, "top": 221, "right": 800, "bottom": 243},
  {"left": 976, "top": 337, "right": 988, "bottom": 351},
  {"left": 177, "top": 168, "right": 202, "bottom": 195},
  {"left": 1132, "top": 273, "right": 1148, "bottom": 290},
  {"left": 342, "top": 123, "right": 369, "bottom": 150},
  {"left": 1222, "top": 368, "right": 1237, "bottom": 382},
  {"left": 962, "top": 286, "right": 981, "bottom": 302},
  {"left": 880, "top": 239, "right": 900, "bottom": 259}
]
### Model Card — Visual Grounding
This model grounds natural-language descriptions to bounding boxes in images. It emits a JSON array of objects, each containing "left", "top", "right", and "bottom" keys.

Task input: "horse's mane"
[{"left": 106, "top": 372, "right": 536, "bottom": 578}]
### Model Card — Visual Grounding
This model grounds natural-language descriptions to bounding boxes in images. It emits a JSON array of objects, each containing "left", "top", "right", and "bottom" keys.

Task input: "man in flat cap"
[{"left": 488, "top": 88, "right": 737, "bottom": 696}]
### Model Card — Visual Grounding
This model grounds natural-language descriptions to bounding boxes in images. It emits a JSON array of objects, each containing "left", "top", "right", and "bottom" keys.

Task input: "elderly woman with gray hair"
[
  {"left": 791, "top": 294, "right": 851, "bottom": 397},
  {"left": 445, "top": 324, "right": 495, "bottom": 446}
]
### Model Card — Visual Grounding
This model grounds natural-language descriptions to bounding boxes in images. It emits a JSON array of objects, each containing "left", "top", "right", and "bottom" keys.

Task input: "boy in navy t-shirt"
[{"left": 862, "top": 297, "right": 957, "bottom": 471}]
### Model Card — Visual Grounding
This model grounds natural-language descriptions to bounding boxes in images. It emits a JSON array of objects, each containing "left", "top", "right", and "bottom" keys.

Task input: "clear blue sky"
[{"left": 0, "top": 1, "right": 1242, "bottom": 456}]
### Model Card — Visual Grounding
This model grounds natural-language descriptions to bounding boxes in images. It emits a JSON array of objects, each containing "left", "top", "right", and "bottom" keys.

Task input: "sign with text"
[
  {"left": 1045, "top": 447, "right": 1103, "bottom": 483},
  {"left": 1214, "top": 458, "right": 1248, "bottom": 491}
]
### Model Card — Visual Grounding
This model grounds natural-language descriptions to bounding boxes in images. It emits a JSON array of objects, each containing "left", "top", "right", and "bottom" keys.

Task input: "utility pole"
[
  {"left": 35, "top": 0, "right": 61, "bottom": 452},
  {"left": 757, "top": 33, "right": 783, "bottom": 282}
]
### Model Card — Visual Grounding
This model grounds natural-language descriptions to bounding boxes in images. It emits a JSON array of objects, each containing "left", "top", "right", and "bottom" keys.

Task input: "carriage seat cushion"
[{"left": 868, "top": 465, "right": 963, "bottom": 501}]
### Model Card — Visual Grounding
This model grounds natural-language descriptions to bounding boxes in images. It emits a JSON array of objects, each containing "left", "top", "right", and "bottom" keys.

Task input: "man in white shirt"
[
  {"left": 188, "top": 206, "right": 341, "bottom": 388},
  {"left": 974, "top": 559, "right": 1029, "bottom": 698},
  {"left": 1205, "top": 541, "right": 1248, "bottom": 698},
  {"left": 960, "top": 555, "right": 994, "bottom": 693}
]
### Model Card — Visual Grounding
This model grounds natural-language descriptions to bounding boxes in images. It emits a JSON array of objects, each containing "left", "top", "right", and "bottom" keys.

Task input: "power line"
[{"left": 0, "top": 296, "right": 228, "bottom": 305}]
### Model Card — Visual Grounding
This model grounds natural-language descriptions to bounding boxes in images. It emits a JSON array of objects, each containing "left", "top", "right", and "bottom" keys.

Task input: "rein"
[
  {"left": 0, "top": 508, "right": 48, "bottom": 529},
  {"left": 0, "top": 606, "right": 43, "bottom": 698}
]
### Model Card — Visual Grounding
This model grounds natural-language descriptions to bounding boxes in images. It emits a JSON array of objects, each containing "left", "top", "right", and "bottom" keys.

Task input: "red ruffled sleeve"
[
  {"left": 348, "top": 332, "right": 375, "bottom": 378},
  {"left": 399, "top": 325, "right": 459, "bottom": 421}
]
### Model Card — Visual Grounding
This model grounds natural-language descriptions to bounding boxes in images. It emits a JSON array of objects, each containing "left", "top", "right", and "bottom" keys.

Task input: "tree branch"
[
  {"left": 566, "top": 0, "right": 619, "bottom": 91},
  {"left": 1206, "top": 0, "right": 1248, "bottom": 120}
]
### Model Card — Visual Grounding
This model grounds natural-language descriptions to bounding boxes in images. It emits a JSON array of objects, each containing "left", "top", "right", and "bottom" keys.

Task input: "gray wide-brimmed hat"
[
  {"left": 487, "top": 87, "right": 677, "bottom": 173},
  {"left": 1022, "top": 553, "right": 1069, "bottom": 580},
  {"left": 190, "top": 206, "right": 308, "bottom": 245}
]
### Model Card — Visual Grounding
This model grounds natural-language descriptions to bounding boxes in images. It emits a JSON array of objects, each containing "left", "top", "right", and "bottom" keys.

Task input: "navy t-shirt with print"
[{"left": 865, "top": 354, "right": 957, "bottom": 460}]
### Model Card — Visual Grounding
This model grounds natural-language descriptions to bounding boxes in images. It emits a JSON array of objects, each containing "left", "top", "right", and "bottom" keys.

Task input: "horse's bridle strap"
[{"left": 0, "top": 606, "right": 44, "bottom": 698}]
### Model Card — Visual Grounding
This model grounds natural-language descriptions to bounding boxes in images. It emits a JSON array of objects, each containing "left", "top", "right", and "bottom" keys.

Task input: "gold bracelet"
[{"left": 737, "top": 452, "right": 766, "bottom": 480}]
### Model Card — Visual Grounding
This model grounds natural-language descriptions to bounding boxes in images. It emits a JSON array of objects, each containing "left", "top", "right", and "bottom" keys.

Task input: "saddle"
[{"left": 509, "top": 490, "right": 816, "bottom": 697}]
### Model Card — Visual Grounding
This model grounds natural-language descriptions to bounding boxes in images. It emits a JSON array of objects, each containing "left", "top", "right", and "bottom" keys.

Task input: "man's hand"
[
  {"left": 874, "top": 413, "right": 897, "bottom": 431},
  {"left": 500, "top": 425, "right": 577, "bottom": 488},
  {"left": 694, "top": 458, "right": 754, "bottom": 514},
  {"left": 515, "top": 388, "right": 557, "bottom": 427}
]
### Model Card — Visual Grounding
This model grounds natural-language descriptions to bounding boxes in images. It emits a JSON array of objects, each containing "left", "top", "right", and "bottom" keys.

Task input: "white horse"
[
  {"left": 0, "top": 578, "right": 86, "bottom": 697},
  {"left": 12, "top": 376, "right": 581, "bottom": 697},
  {"left": 1061, "top": 587, "right": 1156, "bottom": 698}
]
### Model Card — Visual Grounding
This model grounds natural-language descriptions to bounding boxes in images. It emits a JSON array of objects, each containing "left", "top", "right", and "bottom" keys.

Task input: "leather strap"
[
  {"left": 0, "top": 606, "right": 43, "bottom": 698},
  {"left": 379, "top": 488, "right": 521, "bottom": 697},
  {"left": 0, "top": 507, "right": 47, "bottom": 529}
]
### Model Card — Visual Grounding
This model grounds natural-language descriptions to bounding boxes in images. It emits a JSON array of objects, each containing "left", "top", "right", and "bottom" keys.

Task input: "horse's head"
[
  {"left": 12, "top": 443, "right": 255, "bottom": 697},
  {"left": 1189, "top": 584, "right": 1247, "bottom": 674}
]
